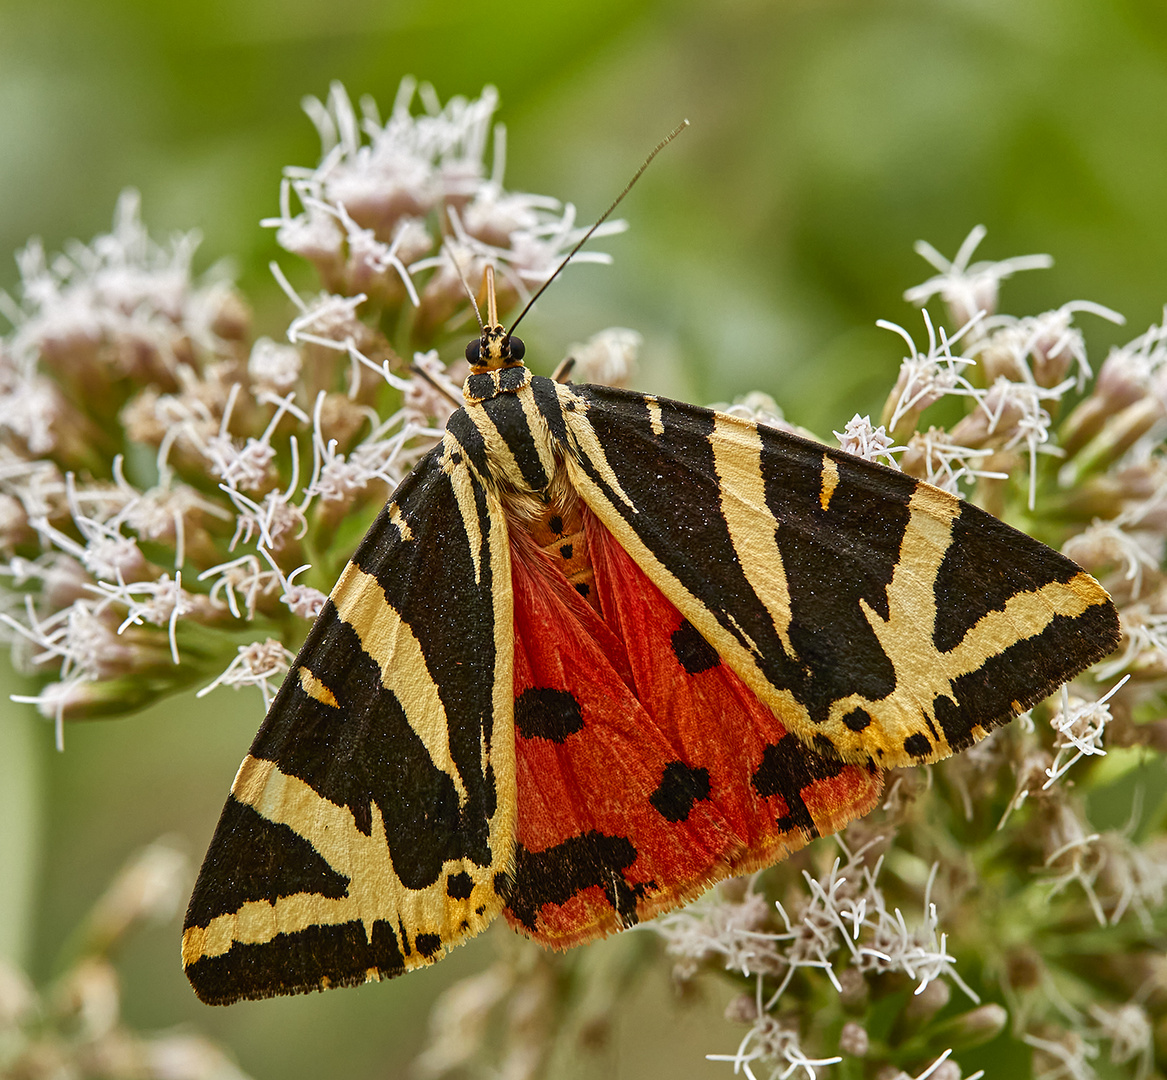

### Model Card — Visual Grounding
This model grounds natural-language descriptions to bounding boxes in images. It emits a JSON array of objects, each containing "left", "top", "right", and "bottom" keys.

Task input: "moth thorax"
[{"left": 465, "top": 324, "right": 526, "bottom": 371}]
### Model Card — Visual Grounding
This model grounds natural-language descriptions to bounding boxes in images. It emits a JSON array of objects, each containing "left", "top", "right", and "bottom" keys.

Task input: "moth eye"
[
  {"left": 465, "top": 339, "right": 482, "bottom": 364},
  {"left": 507, "top": 336, "right": 525, "bottom": 361}
]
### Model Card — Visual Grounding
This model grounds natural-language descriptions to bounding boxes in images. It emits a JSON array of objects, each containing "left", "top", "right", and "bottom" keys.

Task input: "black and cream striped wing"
[
  {"left": 182, "top": 440, "right": 516, "bottom": 1004},
  {"left": 539, "top": 379, "right": 1120, "bottom": 770}
]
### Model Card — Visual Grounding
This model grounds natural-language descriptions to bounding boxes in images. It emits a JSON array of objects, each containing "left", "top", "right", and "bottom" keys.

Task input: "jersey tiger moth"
[{"left": 182, "top": 267, "right": 1121, "bottom": 1006}]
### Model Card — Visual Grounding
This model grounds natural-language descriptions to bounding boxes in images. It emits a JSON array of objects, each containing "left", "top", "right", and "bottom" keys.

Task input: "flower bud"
[
  {"left": 1061, "top": 397, "right": 1165, "bottom": 486},
  {"left": 839, "top": 1021, "right": 869, "bottom": 1056},
  {"left": 938, "top": 1004, "right": 1009, "bottom": 1049}
]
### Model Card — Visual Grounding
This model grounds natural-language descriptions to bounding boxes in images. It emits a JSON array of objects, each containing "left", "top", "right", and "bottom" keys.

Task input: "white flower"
[
  {"left": 902, "top": 427, "right": 1007, "bottom": 494},
  {"left": 905, "top": 225, "right": 1053, "bottom": 327},
  {"left": 1023, "top": 1029, "right": 1101, "bottom": 1080},
  {"left": 197, "top": 638, "right": 295, "bottom": 710},
  {"left": 1042, "top": 801, "right": 1107, "bottom": 926},
  {"left": 654, "top": 879, "right": 780, "bottom": 980},
  {"left": 712, "top": 392, "right": 790, "bottom": 430},
  {"left": 564, "top": 328, "right": 642, "bottom": 387},
  {"left": 1095, "top": 606, "right": 1167, "bottom": 680},
  {"left": 834, "top": 415, "right": 901, "bottom": 467},
  {"left": 404, "top": 350, "right": 463, "bottom": 425},
  {"left": 90, "top": 571, "right": 196, "bottom": 664},
  {"left": 0, "top": 368, "right": 58, "bottom": 455},
  {"left": 1043, "top": 680, "right": 1126, "bottom": 789},
  {"left": 248, "top": 336, "right": 303, "bottom": 392},
  {"left": 303, "top": 389, "right": 439, "bottom": 505},
  {"left": 1094, "top": 312, "right": 1167, "bottom": 407},
  {"left": 1062, "top": 519, "right": 1161, "bottom": 601},
  {"left": 972, "top": 375, "right": 1071, "bottom": 509},
  {"left": 1086, "top": 1002, "right": 1153, "bottom": 1079},
  {"left": 197, "top": 554, "right": 282, "bottom": 621},
  {"left": 707, "top": 1005, "right": 841, "bottom": 1080},
  {"left": 257, "top": 548, "right": 326, "bottom": 621},
  {"left": 879, "top": 310, "right": 980, "bottom": 434},
  {"left": 979, "top": 301, "right": 1123, "bottom": 391},
  {"left": 29, "top": 499, "right": 147, "bottom": 585}
]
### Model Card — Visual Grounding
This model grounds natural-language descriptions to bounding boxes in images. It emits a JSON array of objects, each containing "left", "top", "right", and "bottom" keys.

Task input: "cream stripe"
[
  {"left": 330, "top": 563, "right": 467, "bottom": 805},
  {"left": 517, "top": 386, "right": 560, "bottom": 484},
  {"left": 836, "top": 491, "right": 1108, "bottom": 762},
  {"left": 711, "top": 415, "right": 796, "bottom": 659},
  {"left": 563, "top": 450, "right": 810, "bottom": 731},
  {"left": 948, "top": 572, "right": 1101, "bottom": 676},
  {"left": 388, "top": 502, "right": 413, "bottom": 542},
  {"left": 298, "top": 666, "right": 338, "bottom": 708},
  {"left": 463, "top": 402, "right": 527, "bottom": 488},
  {"left": 447, "top": 459, "right": 487, "bottom": 586},
  {"left": 559, "top": 387, "right": 637, "bottom": 510},
  {"left": 645, "top": 396, "right": 665, "bottom": 436}
]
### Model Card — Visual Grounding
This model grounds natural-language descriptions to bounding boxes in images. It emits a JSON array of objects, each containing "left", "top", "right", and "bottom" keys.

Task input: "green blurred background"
[{"left": 2, "top": 0, "right": 1166, "bottom": 1076}]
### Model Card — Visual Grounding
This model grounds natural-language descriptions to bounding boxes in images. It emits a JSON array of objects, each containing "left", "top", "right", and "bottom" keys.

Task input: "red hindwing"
[{"left": 504, "top": 507, "right": 883, "bottom": 946}]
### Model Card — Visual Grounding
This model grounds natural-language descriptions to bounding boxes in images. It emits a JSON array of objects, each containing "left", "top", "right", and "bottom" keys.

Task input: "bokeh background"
[{"left": 2, "top": 1, "right": 1166, "bottom": 1076}]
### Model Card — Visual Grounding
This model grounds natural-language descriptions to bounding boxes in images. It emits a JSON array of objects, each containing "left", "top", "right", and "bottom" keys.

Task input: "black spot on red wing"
[
  {"left": 514, "top": 687, "right": 584, "bottom": 742},
  {"left": 446, "top": 871, "right": 474, "bottom": 899},
  {"left": 903, "top": 732, "right": 932, "bottom": 758},
  {"left": 843, "top": 708, "right": 872, "bottom": 732},
  {"left": 549, "top": 514, "right": 564, "bottom": 534},
  {"left": 493, "top": 871, "right": 513, "bottom": 897},
  {"left": 575, "top": 582, "right": 590, "bottom": 597},
  {"left": 753, "top": 733, "right": 850, "bottom": 835},
  {"left": 506, "top": 833, "right": 647, "bottom": 931},
  {"left": 415, "top": 933, "right": 442, "bottom": 958},
  {"left": 559, "top": 543, "right": 573, "bottom": 559},
  {"left": 185, "top": 920, "right": 406, "bottom": 1005},
  {"left": 671, "top": 619, "right": 721, "bottom": 674},
  {"left": 649, "top": 762, "right": 712, "bottom": 822}
]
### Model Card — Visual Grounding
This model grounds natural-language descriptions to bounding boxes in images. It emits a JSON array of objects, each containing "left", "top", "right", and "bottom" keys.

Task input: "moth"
[{"left": 183, "top": 264, "right": 1120, "bottom": 1005}]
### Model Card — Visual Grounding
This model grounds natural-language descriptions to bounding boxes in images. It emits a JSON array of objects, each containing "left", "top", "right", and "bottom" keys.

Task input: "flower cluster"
[{"left": 0, "top": 80, "right": 629, "bottom": 751}]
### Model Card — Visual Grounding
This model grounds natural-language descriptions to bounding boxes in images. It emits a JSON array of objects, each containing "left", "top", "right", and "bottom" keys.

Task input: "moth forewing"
[
  {"left": 543, "top": 379, "right": 1119, "bottom": 771},
  {"left": 183, "top": 448, "right": 518, "bottom": 1004}
]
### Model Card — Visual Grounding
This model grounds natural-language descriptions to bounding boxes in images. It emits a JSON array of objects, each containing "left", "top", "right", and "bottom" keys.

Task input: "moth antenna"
[
  {"left": 508, "top": 118, "right": 690, "bottom": 336},
  {"left": 550, "top": 356, "right": 576, "bottom": 383},
  {"left": 448, "top": 241, "right": 485, "bottom": 331},
  {"left": 410, "top": 362, "right": 463, "bottom": 407}
]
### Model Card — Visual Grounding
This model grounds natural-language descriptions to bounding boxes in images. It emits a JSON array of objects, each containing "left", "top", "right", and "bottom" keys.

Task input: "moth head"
[
  {"left": 465, "top": 326, "right": 526, "bottom": 372},
  {"left": 462, "top": 263, "right": 527, "bottom": 373}
]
